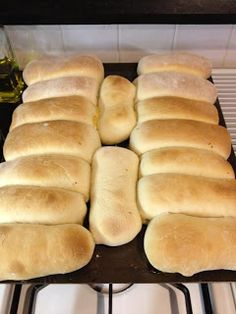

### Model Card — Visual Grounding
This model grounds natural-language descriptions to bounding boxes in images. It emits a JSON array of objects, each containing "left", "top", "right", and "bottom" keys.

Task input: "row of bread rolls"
[
  {"left": 131, "top": 52, "right": 236, "bottom": 276},
  {"left": 89, "top": 75, "right": 140, "bottom": 245},
  {"left": 0, "top": 55, "right": 108, "bottom": 280}
]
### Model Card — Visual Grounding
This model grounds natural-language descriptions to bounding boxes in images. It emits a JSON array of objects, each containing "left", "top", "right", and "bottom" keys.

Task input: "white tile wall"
[
  {"left": 4, "top": 24, "right": 236, "bottom": 69},
  {"left": 61, "top": 25, "right": 119, "bottom": 62},
  {"left": 5, "top": 25, "right": 64, "bottom": 68},
  {"left": 118, "top": 25, "right": 175, "bottom": 62},
  {"left": 173, "top": 24, "right": 233, "bottom": 67},
  {"left": 224, "top": 25, "right": 236, "bottom": 67}
]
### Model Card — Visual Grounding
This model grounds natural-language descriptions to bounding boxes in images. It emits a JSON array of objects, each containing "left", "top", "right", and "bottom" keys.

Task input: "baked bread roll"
[
  {"left": 138, "top": 173, "right": 236, "bottom": 221},
  {"left": 136, "top": 96, "right": 218, "bottom": 124},
  {"left": 4, "top": 120, "right": 101, "bottom": 163},
  {"left": 0, "top": 155, "right": 91, "bottom": 201},
  {"left": 140, "top": 147, "right": 234, "bottom": 179},
  {"left": 138, "top": 52, "right": 212, "bottom": 78},
  {"left": 0, "top": 223, "right": 95, "bottom": 280},
  {"left": 23, "top": 55, "right": 104, "bottom": 85},
  {"left": 130, "top": 119, "right": 231, "bottom": 159},
  {"left": 144, "top": 213, "right": 236, "bottom": 276},
  {"left": 10, "top": 96, "right": 97, "bottom": 131},
  {"left": 22, "top": 76, "right": 99, "bottom": 105},
  {"left": 98, "top": 75, "right": 136, "bottom": 144},
  {"left": 89, "top": 147, "right": 142, "bottom": 246},
  {"left": 0, "top": 185, "right": 87, "bottom": 225},
  {"left": 134, "top": 72, "right": 217, "bottom": 104}
]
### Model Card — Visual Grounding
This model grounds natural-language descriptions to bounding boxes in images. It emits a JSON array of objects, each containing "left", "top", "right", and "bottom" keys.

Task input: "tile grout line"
[
  {"left": 171, "top": 24, "right": 177, "bottom": 51},
  {"left": 117, "top": 24, "right": 120, "bottom": 63},
  {"left": 222, "top": 25, "right": 234, "bottom": 68},
  {"left": 59, "top": 25, "right": 66, "bottom": 54}
]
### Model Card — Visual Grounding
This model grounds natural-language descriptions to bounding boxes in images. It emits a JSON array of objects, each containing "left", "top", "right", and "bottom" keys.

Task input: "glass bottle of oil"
[{"left": 0, "top": 27, "right": 24, "bottom": 103}]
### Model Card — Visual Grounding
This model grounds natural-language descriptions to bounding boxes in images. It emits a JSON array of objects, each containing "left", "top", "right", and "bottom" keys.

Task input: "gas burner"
[{"left": 89, "top": 283, "right": 133, "bottom": 294}]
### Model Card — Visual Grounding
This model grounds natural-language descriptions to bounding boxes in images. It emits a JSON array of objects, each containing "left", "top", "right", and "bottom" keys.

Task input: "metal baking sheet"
[{"left": 1, "top": 63, "right": 236, "bottom": 284}]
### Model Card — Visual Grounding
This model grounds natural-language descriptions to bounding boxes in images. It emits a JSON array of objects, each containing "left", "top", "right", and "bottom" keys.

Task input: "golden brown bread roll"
[
  {"left": 10, "top": 96, "right": 97, "bottom": 131},
  {"left": 23, "top": 55, "right": 104, "bottom": 85},
  {"left": 0, "top": 185, "right": 87, "bottom": 225},
  {"left": 130, "top": 119, "right": 232, "bottom": 159},
  {"left": 144, "top": 213, "right": 236, "bottom": 276},
  {"left": 89, "top": 147, "right": 142, "bottom": 246},
  {"left": 138, "top": 173, "right": 236, "bottom": 221},
  {"left": 0, "top": 155, "right": 91, "bottom": 201},
  {"left": 137, "top": 52, "right": 212, "bottom": 78},
  {"left": 134, "top": 72, "right": 217, "bottom": 104},
  {"left": 4, "top": 120, "right": 101, "bottom": 163},
  {"left": 136, "top": 96, "right": 219, "bottom": 124},
  {"left": 140, "top": 147, "right": 234, "bottom": 179},
  {"left": 22, "top": 76, "right": 99, "bottom": 105},
  {"left": 98, "top": 75, "right": 136, "bottom": 144},
  {"left": 0, "top": 223, "right": 95, "bottom": 280}
]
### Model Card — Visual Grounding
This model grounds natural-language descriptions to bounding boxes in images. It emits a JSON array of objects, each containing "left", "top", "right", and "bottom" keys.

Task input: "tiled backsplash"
[{"left": 5, "top": 25, "right": 236, "bottom": 69}]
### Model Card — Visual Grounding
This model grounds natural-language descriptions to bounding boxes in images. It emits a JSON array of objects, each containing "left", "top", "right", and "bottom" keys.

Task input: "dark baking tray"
[{"left": 1, "top": 63, "right": 236, "bottom": 284}]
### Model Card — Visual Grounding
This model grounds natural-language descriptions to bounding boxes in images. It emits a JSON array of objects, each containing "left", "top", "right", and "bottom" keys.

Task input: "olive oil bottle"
[
  {"left": 0, "top": 27, "right": 24, "bottom": 103},
  {"left": 0, "top": 57, "right": 24, "bottom": 103}
]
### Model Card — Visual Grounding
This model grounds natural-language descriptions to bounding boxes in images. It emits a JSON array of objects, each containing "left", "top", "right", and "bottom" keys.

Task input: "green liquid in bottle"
[{"left": 0, "top": 57, "right": 24, "bottom": 103}]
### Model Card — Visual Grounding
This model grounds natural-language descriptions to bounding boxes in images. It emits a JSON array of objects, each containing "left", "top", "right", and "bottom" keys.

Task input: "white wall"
[{"left": 5, "top": 24, "right": 236, "bottom": 69}]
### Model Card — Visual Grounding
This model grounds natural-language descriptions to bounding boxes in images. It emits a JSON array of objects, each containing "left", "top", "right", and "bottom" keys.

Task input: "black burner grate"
[{"left": 9, "top": 283, "right": 212, "bottom": 314}]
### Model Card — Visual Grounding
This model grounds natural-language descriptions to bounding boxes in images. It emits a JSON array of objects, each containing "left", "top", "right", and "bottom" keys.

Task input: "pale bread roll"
[
  {"left": 136, "top": 97, "right": 218, "bottom": 124},
  {"left": 138, "top": 173, "right": 236, "bottom": 221},
  {"left": 10, "top": 96, "right": 97, "bottom": 131},
  {"left": 4, "top": 120, "right": 101, "bottom": 163},
  {"left": 134, "top": 72, "right": 217, "bottom": 104},
  {"left": 144, "top": 213, "right": 236, "bottom": 276},
  {"left": 130, "top": 119, "right": 231, "bottom": 159},
  {"left": 98, "top": 75, "right": 136, "bottom": 144},
  {"left": 89, "top": 147, "right": 142, "bottom": 246},
  {"left": 23, "top": 55, "right": 104, "bottom": 85},
  {"left": 138, "top": 52, "right": 212, "bottom": 78},
  {"left": 0, "top": 185, "right": 87, "bottom": 225},
  {"left": 0, "top": 223, "right": 95, "bottom": 280},
  {"left": 22, "top": 76, "right": 99, "bottom": 105},
  {"left": 140, "top": 147, "right": 234, "bottom": 179},
  {"left": 0, "top": 155, "right": 90, "bottom": 201}
]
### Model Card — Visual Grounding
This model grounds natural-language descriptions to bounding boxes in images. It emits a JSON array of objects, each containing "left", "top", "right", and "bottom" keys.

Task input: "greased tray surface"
[{"left": 0, "top": 63, "right": 236, "bottom": 284}]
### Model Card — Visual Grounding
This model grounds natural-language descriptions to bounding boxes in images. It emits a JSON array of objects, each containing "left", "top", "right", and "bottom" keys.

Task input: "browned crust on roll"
[
  {"left": 98, "top": 75, "right": 136, "bottom": 144},
  {"left": 23, "top": 55, "right": 104, "bottom": 85},
  {"left": 0, "top": 224, "right": 95, "bottom": 280},
  {"left": 138, "top": 173, "right": 236, "bottom": 220},
  {"left": 0, "top": 185, "right": 87, "bottom": 225},
  {"left": 10, "top": 96, "right": 97, "bottom": 130},
  {"left": 130, "top": 119, "right": 232, "bottom": 159},
  {"left": 138, "top": 52, "right": 212, "bottom": 78},
  {"left": 22, "top": 76, "right": 99, "bottom": 105},
  {"left": 144, "top": 214, "right": 236, "bottom": 276},
  {"left": 140, "top": 147, "right": 234, "bottom": 179},
  {"left": 4, "top": 120, "right": 101, "bottom": 163},
  {"left": 0, "top": 154, "right": 91, "bottom": 200},
  {"left": 136, "top": 96, "right": 219, "bottom": 124},
  {"left": 134, "top": 72, "right": 217, "bottom": 104}
]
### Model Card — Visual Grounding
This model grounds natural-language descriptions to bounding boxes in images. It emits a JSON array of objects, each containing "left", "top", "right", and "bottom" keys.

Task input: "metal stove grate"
[
  {"left": 10, "top": 283, "right": 209, "bottom": 314},
  {"left": 213, "top": 69, "right": 236, "bottom": 153}
]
